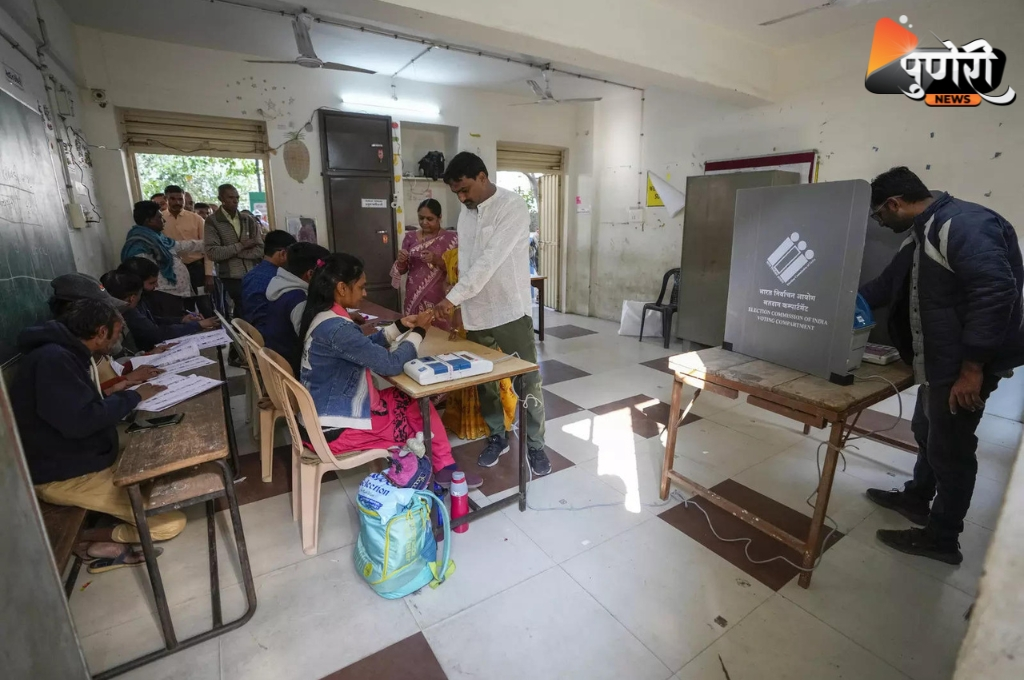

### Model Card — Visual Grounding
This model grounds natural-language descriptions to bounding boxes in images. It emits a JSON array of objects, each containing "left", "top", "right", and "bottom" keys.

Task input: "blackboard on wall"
[{"left": 0, "top": 85, "right": 76, "bottom": 364}]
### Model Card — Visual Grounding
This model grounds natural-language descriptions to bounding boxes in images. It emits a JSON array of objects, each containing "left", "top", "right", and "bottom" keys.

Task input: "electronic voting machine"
[{"left": 404, "top": 352, "right": 493, "bottom": 386}]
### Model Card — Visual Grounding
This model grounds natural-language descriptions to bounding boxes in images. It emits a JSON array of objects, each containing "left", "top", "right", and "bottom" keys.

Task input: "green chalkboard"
[{"left": 0, "top": 85, "right": 76, "bottom": 364}]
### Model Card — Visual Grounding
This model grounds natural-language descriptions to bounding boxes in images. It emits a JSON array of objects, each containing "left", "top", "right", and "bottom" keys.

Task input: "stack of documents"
[{"left": 135, "top": 373, "right": 224, "bottom": 412}]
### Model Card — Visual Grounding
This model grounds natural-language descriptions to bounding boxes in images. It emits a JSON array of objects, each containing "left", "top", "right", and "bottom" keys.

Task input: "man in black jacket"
[
  {"left": 860, "top": 167, "right": 1024, "bottom": 565},
  {"left": 11, "top": 299, "right": 186, "bottom": 568}
]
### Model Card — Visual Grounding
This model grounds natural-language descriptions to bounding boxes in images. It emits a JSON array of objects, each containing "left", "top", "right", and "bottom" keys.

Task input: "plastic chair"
[
  {"left": 639, "top": 268, "right": 680, "bottom": 349},
  {"left": 231, "top": 319, "right": 281, "bottom": 482},
  {"left": 259, "top": 347, "right": 390, "bottom": 555}
]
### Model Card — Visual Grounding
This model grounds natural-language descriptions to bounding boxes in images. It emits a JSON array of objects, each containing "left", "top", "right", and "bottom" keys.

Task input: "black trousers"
[
  {"left": 904, "top": 374, "right": 1001, "bottom": 541},
  {"left": 221, "top": 278, "right": 244, "bottom": 319},
  {"left": 185, "top": 260, "right": 206, "bottom": 293}
]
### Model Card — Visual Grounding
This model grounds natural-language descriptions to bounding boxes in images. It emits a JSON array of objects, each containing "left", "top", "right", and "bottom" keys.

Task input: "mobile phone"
[{"left": 126, "top": 413, "right": 185, "bottom": 433}]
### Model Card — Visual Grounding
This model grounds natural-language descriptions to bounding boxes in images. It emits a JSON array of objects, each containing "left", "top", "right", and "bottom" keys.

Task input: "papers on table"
[
  {"left": 135, "top": 374, "right": 224, "bottom": 412},
  {"left": 156, "top": 355, "right": 216, "bottom": 374},
  {"left": 162, "top": 328, "right": 233, "bottom": 351}
]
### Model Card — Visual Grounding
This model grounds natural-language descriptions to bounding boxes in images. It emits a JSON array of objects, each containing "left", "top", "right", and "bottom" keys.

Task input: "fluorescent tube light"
[{"left": 341, "top": 94, "right": 440, "bottom": 117}]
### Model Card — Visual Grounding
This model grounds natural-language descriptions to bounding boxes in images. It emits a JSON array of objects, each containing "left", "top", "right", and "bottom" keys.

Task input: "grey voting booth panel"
[
  {"left": 724, "top": 180, "right": 871, "bottom": 383},
  {"left": 678, "top": 171, "right": 800, "bottom": 347}
]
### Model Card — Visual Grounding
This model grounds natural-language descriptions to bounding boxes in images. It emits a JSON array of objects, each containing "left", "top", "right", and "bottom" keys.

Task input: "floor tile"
[
  {"left": 781, "top": 537, "right": 975, "bottom": 680},
  {"left": 545, "top": 364, "right": 678, "bottom": 410},
  {"left": 580, "top": 433, "right": 725, "bottom": 513},
  {"left": 219, "top": 549, "right": 420, "bottom": 680},
  {"left": 545, "top": 324, "right": 598, "bottom": 340},
  {"left": 850, "top": 510, "right": 993, "bottom": 598},
  {"left": 703, "top": 400, "right": 808, "bottom": 451},
  {"left": 228, "top": 373, "right": 248, "bottom": 398},
  {"left": 219, "top": 444, "right": 293, "bottom": 510},
  {"left": 975, "top": 413, "right": 1023, "bottom": 449},
  {"left": 215, "top": 479, "right": 359, "bottom": 587},
  {"left": 504, "top": 466, "right": 652, "bottom": 563},
  {"left": 563, "top": 519, "right": 772, "bottom": 672},
  {"left": 732, "top": 444, "right": 881, "bottom": 532},
  {"left": 590, "top": 393, "right": 700, "bottom": 439},
  {"left": 537, "top": 358, "right": 590, "bottom": 385},
  {"left": 541, "top": 410, "right": 645, "bottom": 466},
  {"left": 405, "top": 512, "right": 554, "bottom": 628},
  {"left": 965, "top": 472, "right": 1011, "bottom": 531},
  {"left": 669, "top": 419, "right": 782, "bottom": 478},
  {"left": 675, "top": 595, "right": 909, "bottom": 680},
  {"left": 424, "top": 567, "right": 671, "bottom": 680},
  {"left": 556, "top": 341, "right": 680, "bottom": 376},
  {"left": 321, "top": 632, "right": 448, "bottom": 680},
  {"left": 450, "top": 433, "right": 573, "bottom": 498},
  {"left": 541, "top": 388, "right": 585, "bottom": 420},
  {"left": 976, "top": 438, "right": 1020, "bottom": 484},
  {"left": 640, "top": 356, "right": 675, "bottom": 375},
  {"left": 658, "top": 479, "right": 843, "bottom": 591},
  {"left": 80, "top": 590, "right": 232, "bottom": 679}
]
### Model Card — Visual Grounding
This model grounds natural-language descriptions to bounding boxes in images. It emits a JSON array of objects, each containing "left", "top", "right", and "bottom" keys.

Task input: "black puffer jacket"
[{"left": 860, "top": 193, "right": 1024, "bottom": 386}]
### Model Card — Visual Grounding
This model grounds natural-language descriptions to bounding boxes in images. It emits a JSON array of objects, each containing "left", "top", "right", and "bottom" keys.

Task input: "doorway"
[{"left": 495, "top": 142, "right": 565, "bottom": 310}]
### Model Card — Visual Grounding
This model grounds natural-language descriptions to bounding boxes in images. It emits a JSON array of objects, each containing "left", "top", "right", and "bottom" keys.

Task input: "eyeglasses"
[{"left": 869, "top": 195, "right": 902, "bottom": 224}]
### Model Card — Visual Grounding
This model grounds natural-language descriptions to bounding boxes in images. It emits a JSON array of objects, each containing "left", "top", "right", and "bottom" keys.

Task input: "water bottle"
[{"left": 450, "top": 470, "right": 470, "bottom": 534}]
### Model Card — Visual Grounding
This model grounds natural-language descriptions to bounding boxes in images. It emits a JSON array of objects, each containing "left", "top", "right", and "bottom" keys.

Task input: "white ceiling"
[
  {"left": 651, "top": 0, "right": 923, "bottom": 48},
  {"left": 57, "top": 0, "right": 629, "bottom": 100}
]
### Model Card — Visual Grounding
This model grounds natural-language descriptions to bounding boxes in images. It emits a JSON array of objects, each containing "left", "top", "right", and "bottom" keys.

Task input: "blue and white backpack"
[{"left": 354, "top": 473, "right": 455, "bottom": 599}]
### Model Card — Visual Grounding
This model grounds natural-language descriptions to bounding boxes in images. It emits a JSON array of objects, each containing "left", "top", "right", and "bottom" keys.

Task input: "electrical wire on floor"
[{"left": 506, "top": 362, "right": 905, "bottom": 573}]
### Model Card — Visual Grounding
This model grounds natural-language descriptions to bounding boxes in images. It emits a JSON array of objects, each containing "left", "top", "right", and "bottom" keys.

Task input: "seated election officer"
[
  {"left": 242, "top": 229, "right": 297, "bottom": 328},
  {"left": 298, "top": 253, "right": 481, "bottom": 488},
  {"left": 260, "top": 241, "right": 330, "bottom": 373},
  {"left": 102, "top": 267, "right": 217, "bottom": 352},
  {"left": 11, "top": 299, "right": 185, "bottom": 573}
]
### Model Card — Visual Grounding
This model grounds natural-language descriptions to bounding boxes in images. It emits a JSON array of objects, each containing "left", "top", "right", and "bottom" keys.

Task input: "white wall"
[
  {"left": 0, "top": 0, "right": 114, "bottom": 279},
  {"left": 577, "top": 0, "right": 1024, "bottom": 320},
  {"left": 73, "top": 27, "right": 580, "bottom": 264}
]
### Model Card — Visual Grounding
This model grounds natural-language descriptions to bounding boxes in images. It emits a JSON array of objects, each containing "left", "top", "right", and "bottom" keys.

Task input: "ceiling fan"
[
  {"left": 511, "top": 71, "right": 603, "bottom": 106},
  {"left": 759, "top": 0, "right": 886, "bottom": 27},
  {"left": 245, "top": 12, "right": 375, "bottom": 74}
]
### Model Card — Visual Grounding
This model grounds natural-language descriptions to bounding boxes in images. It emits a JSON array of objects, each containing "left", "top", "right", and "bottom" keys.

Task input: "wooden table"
[
  {"left": 531, "top": 276, "right": 546, "bottom": 340},
  {"left": 660, "top": 347, "right": 913, "bottom": 588},
  {"left": 101, "top": 352, "right": 257, "bottom": 679},
  {"left": 358, "top": 301, "right": 540, "bottom": 526}
]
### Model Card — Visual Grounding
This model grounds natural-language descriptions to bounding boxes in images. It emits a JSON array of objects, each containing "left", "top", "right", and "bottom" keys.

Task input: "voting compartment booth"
[{"left": 724, "top": 180, "right": 872, "bottom": 384}]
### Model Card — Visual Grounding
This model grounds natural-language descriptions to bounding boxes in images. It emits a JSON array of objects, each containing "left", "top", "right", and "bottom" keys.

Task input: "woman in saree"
[{"left": 390, "top": 199, "right": 457, "bottom": 329}]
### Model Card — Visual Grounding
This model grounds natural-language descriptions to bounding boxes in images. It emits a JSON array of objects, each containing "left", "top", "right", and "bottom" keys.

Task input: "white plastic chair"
[
  {"left": 258, "top": 347, "right": 390, "bottom": 555},
  {"left": 232, "top": 319, "right": 283, "bottom": 483}
]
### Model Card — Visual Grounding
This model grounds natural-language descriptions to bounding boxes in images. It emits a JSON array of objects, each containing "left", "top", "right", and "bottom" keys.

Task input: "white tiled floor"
[{"left": 73, "top": 311, "right": 1018, "bottom": 680}]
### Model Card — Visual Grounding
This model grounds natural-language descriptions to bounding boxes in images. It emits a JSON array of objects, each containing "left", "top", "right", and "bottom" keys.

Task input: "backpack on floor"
[{"left": 354, "top": 473, "right": 454, "bottom": 599}]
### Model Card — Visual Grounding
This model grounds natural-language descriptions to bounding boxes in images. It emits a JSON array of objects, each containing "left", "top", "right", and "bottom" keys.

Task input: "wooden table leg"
[
  {"left": 128, "top": 484, "right": 178, "bottom": 648},
  {"left": 660, "top": 378, "right": 691, "bottom": 500},
  {"left": 798, "top": 417, "right": 845, "bottom": 588}
]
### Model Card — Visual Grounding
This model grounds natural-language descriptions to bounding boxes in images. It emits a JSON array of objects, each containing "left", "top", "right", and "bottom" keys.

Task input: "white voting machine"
[{"left": 404, "top": 352, "right": 493, "bottom": 386}]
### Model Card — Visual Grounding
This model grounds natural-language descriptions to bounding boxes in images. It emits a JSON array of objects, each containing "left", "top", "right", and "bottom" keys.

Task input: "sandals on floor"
[{"left": 87, "top": 546, "right": 164, "bottom": 574}]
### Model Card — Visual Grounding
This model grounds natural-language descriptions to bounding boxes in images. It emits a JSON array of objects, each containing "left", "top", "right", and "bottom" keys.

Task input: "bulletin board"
[{"left": 705, "top": 150, "right": 818, "bottom": 184}]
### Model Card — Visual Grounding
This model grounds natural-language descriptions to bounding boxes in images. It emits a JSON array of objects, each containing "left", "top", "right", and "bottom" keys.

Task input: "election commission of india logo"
[{"left": 864, "top": 15, "right": 1016, "bottom": 107}]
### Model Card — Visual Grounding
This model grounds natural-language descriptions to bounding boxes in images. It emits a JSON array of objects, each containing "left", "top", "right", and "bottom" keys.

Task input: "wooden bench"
[{"left": 39, "top": 501, "right": 90, "bottom": 597}]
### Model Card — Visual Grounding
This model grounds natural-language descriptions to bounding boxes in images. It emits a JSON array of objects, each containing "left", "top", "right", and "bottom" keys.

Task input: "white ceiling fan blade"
[
  {"left": 527, "top": 79, "right": 546, "bottom": 98},
  {"left": 322, "top": 62, "right": 376, "bottom": 74},
  {"left": 292, "top": 13, "right": 319, "bottom": 60},
  {"left": 244, "top": 59, "right": 301, "bottom": 65},
  {"left": 759, "top": 3, "right": 830, "bottom": 26},
  {"left": 509, "top": 100, "right": 546, "bottom": 106},
  {"left": 556, "top": 97, "right": 603, "bottom": 103}
]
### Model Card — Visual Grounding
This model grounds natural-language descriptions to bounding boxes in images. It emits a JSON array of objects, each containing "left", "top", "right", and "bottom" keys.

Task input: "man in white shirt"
[{"left": 436, "top": 152, "right": 550, "bottom": 475}]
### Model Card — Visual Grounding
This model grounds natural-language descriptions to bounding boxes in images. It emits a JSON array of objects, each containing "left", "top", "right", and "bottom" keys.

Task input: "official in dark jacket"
[
  {"left": 859, "top": 166, "right": 1024, "bottom": 565},
  {"left": 11, "top": 299, "right": 186, "bottom": 554}
]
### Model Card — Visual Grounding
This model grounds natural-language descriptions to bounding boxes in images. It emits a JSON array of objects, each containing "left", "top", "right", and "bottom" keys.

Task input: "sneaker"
[
  {"left": 876, "top": 527, "right": 963, "bottom": 565},
  {"left": 866, "top": 488, "right": 930, "bottom": 526},
  {"left": 528, "top": 447, "right": 552, "bottom": 476},
  {"left": 435, "top": 467, "right": 483, "bottom": 490},
  {"left": 477, "top": 434, "right": 509, "bottom": 468}
]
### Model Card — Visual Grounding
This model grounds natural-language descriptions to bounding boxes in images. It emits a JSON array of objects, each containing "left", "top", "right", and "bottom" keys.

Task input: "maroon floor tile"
[
  {"left": 451, "top": 433, "right": 573, "bottom": 496},
  {"left": 320, "top": 632, "right": 448, "bottom": 680},
  {"left": 658, "top": 479, "right": 843, "bottom": 591},
  {"left": 590, "top": 394, "right": 700, "bottom": 439},
  {"left": 538, "top": 359, "right": 591, "bottom": 385},
  {"left": 543, "top": 389, "right": 585, "bottom": 420},
  {"left": 851, "top": 410, "right": 918, "bottom": 453},
  {"left": 545, "top": 324, "right": 598, "bottom": 340},
  {"left": 640, "top": 357, "right": 675, "bottom": 375},
  {"left": 227, "top": 373, "right": 248, "bottom": 398}
]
